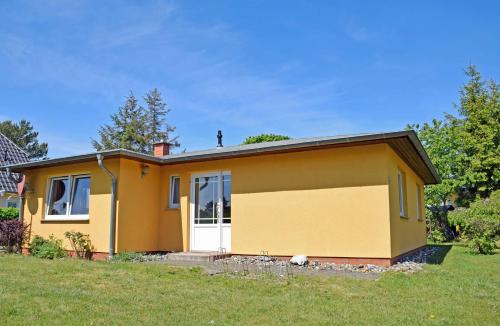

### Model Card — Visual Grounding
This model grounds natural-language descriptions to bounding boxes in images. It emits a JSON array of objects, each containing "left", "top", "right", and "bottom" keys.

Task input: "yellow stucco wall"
[
  {"left": 159, "top": 144, "right": 393, "bottom": 258},
  {"left": 22, "top": 159, "right": 120, "bottom": 253},
  {"left": 21, "top": 143, "right": 428, "bottom": 259},
  {"left": 115, "top": 159, "right": 161, "bottom": 252},
  {"left": 387, "top": 147, "right": 427, "bottom": 257}
]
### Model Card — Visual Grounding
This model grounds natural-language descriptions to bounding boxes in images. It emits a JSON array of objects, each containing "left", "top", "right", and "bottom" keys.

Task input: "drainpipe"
[{"left": 97, "top": 154, "right": 117, "bottom": 258}]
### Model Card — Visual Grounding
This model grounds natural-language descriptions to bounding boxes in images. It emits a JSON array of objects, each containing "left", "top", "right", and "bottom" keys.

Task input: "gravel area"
[
  {"left": 224, "top": 246, "right": 440, "bottom": 275},
  {"left": 137, "top": 246, "right": 441, "bottom": 278}
]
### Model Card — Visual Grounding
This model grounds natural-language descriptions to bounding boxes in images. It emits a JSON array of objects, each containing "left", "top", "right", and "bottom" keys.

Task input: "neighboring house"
[
  {"left": 2, "top": 130, "right": 440, "bottom": 266},
  {"left": 0, "top": 132, "right": 29, "bottom": 208}
]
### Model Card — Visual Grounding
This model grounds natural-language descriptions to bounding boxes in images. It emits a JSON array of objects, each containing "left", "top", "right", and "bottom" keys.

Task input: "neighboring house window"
[
  {"left": 46, "top": 175, "right": 90, "bottom": 219},
  {"left": 416, "top": 184, "right": 422, "bottom": 221},
  {"left": 397, "top": 170, "right": 407, "bottom": 217},
  {"left": 7, "top": 200, "right": 18, "bottom": 208},
  {"left": 169, "top": 176, "right": 180, "bottom": 208}
]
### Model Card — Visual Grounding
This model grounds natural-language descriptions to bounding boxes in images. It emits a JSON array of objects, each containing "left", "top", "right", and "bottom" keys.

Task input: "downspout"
[{"left": 96, "top": 154, "right": 117, "bottom": 258}]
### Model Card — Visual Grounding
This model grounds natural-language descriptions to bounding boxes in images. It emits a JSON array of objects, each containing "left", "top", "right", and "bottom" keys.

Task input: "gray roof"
[
  {"left": 0, "top": 133, "right": 29, "bottom": 193},
  {"left": 0, "top": 130, "right": 441, "bottom": 184}
]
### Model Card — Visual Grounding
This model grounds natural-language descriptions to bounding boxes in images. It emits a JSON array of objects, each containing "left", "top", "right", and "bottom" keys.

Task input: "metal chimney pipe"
[{"left": 217, "top": 130, "right": 223, "bottom": 147}]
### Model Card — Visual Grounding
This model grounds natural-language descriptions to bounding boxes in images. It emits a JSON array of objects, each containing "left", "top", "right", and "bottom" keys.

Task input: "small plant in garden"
[
  {"left": 64, "top": 231, "right": 94, "bottom": 259},
  {"left": 0, "top": 220, "right": 29, "bottom": 253},
  {"left": 109, "top": 252, "right": 144, "bottom": 262},
  {"left": 0, "top": 207, "right": 19, "bottom": 221},
  {"left": 29, "top": 235, "right": 67, "bottom": 259}
]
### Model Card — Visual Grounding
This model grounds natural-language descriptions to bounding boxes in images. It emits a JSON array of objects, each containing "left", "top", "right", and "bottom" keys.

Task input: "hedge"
[{"left": 0, "top": 207, "right": 19, "bottom": 221}]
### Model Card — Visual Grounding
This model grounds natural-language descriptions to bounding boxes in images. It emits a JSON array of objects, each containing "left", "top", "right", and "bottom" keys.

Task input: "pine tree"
[
  {"left": 92, "top": 92, "right": 149, "bottom": 152},
  {"left": 143, "top": 88, "right": 179, "bottom": 153},
  {"left": 457, "top": 65, "right": 500, "bottom": 199},
  {"left": 92, "top": 89, "right": 179, "bottom": 154},
  {"left": 0, "top": 120, "right": 48, "bottom": 159}
]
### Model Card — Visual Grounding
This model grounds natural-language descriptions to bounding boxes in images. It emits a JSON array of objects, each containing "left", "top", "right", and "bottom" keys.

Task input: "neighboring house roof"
[
  {"left": 1, "top": 130, "right": 441, "bottom": 184},
  {"left": 0, "top": 133, "right": 30, "bottom": 193}
]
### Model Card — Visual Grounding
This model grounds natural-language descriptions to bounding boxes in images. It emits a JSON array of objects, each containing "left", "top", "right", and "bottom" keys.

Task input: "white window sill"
[{"left": 43, "top": 216, "right": 89, "bottom": 222}]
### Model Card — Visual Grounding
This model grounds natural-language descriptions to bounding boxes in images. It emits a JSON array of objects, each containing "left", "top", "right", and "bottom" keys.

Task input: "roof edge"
[{"left": 0, "top": 131, "right": 441, "bottom": 184}]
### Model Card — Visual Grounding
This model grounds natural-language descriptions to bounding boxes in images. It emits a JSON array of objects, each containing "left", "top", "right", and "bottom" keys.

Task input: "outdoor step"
[{"left": 166, "top": 251, "right": 231, "bottom": 263}]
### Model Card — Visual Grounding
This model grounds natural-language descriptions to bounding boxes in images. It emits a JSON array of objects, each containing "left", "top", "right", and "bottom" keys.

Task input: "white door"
[{"left": 190, "top": 172, "right": 231, "bottom": 252}]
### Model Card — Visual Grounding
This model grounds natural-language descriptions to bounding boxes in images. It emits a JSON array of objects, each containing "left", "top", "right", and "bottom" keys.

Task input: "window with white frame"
[
  {"left": 7, "top": 200, "right": 18, "bottom": 208},
  {"left": 169, "top": 176, "right": 180, "bottom": 208},
  {"left": 46, "top": 175, "right": 90, "bottom": 219},
  {"left": 397, "top": 170, "right": 406, "bottom": 217},
  {"left": 416, "top": 184, "right": 422, "bottom": 221}
]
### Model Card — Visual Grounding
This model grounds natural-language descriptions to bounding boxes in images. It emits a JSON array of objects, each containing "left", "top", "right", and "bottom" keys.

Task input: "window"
[
  {"left": 222, "top": 175, "right": 231, "bottom": 224},
  {"left": 7, "top": 200, "right": 18, "bottom": 208},
  {"left": 416, "top": 184, "right": 422, "bottom": 221},
  {"left": 169, "top": 176, "right": 180, "bottom": 208},
  {"left": 46, "top": 175, "right": 90, "bottom": 220},
  {"left": 397, "top": 170, "right": 407, "bottom": 217}
]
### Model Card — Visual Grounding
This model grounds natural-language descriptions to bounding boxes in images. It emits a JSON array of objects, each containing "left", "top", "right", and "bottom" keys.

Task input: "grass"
[{"left": 0, "top": 245, "right": 498, "bottom": 325}]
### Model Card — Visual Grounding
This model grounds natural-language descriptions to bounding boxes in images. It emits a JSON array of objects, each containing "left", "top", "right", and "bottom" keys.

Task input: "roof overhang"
[
  {"left": 1, "top": 131, "right": 440, "bottom": 185},
  {"left": 2, "top": 149, "right": 163, "bottom": 172}
]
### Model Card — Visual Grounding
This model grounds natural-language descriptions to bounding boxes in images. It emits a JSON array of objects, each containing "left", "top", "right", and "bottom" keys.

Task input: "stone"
[{"left": 290, "top": 255, "right": 308, "bottom": 266}]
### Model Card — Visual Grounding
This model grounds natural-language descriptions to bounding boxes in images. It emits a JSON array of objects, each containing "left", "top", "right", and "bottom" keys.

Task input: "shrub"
[
  {"left": 64, "top": 231, "right": 94, "bottom": 259},
  {"left": 0, "top": 220, "right": 29, "bottom": 253},
  {"left": 460, "top": 190, "right": 500, "bottom": 254},
  {"left": 0, "top": 207, "right": 19, "bottom": 221},
  {"left": 29, "top": 235, "right": 67, "bottom": 259},
  {"left": 429, "top": 228, "right": 447, "bottom": 243},
  {"left": 448, "top": 208, "right": 468, "bottom": 236}
]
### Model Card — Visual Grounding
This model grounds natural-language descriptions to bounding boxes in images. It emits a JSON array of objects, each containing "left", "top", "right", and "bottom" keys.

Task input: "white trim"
[
  {"left": 397, "top": 170, "right": 405, "bottom": 217},
  {"left": 45, "top": 174, "right": 91, "bottom": 220},
  {"left": 416, "top": 183, "right": 422, "bottom": 221},
  {"left": 169, "top": 175, "right": 180, "bottom": 209}
]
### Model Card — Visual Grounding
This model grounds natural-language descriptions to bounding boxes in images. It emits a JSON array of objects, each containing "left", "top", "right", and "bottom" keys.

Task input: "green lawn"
[{"left": 0, "top": 245, "right": 498, "bottom": 325}]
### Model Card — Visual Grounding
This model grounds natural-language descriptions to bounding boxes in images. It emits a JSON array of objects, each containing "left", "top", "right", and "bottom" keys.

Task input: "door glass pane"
[
  {"left": 223, "top": 175, "right": 231, "bottom": 224},
  {"left": 70, "top": 176, "right": 91, "bottom": 215},
  {"left": 48, "top": 178, "right": 69, "bottom": 215},
  {"left": 194, "top": 176, "right": 217, "bottom": 224}
]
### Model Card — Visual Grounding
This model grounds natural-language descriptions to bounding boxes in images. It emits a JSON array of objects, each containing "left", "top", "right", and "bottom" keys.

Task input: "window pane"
[
  {"left": 223, "top": 175, "right": 231, "bottom": 224},
  {"left": 48, "top": 178, "right": 69, "bottom": 215},
  {"left": 171, "top": 177, "right": 180, "bottom": 205},
  {"left": 71, "top": 177, "right": 90, "bottom": 215},
  {"left": 398, "top": 173, "right": 404, "bottom": 215},
  {"left": 194, "top": 176, "right": 217, "bottom": 224},
  {"left": 7, "top": 201, "right": 17, "bottom": 208},
  {"left": 416, "top": 185, "right": 421, "bottom": 219}
]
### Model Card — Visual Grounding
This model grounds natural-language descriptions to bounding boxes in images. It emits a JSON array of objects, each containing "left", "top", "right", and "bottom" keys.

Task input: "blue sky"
[{"left": 0, "top": 1, "right": 498, "bottom": 157}]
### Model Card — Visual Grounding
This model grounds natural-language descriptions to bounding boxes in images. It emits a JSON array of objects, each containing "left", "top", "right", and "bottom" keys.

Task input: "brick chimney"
[{"left": 153, "top": 141, "right": 170, "bottom": 157}]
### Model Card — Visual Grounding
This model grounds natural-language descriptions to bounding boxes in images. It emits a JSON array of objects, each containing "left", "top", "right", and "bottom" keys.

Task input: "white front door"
[{"left": 190, "top": 172, "right": 231, "bottom": 252}]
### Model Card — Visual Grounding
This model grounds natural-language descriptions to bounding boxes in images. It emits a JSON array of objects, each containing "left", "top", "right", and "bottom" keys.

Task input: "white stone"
[{"left": 290, "top": 255, "right": 308, "bottom": 266}]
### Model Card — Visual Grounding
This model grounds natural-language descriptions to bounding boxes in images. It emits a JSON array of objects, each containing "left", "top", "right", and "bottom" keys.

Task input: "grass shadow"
[{"left": 426, "top": 244, "right": 452, "bottom": 264}]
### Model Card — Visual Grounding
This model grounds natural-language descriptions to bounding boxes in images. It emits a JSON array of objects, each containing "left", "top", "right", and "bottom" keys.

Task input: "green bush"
[
  {"left": 64, "top": 231, "right": 93, "bottom": 259},
  {"left": 460, "top": 190, "right": 500, "bottom": 255},
  {"left": 0, "top": 207, "right": 19, "bottom": 221},
  {"left": 29, "top": 235, "right": 67, "bottom": 259},
  {"left": 448, "top": 208, "right": 468, "bottom": 235},
  {"left": 429, "top": 228, "right": 447, "bottom": 243}
]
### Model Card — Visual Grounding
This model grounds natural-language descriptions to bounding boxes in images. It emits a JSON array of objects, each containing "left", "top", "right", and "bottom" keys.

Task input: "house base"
[
  {"left": 232, "top": 246, "right": 427, "bottom": 267},
  {"left": 20, "top": 246, "right": 427, "bottom": 267}
]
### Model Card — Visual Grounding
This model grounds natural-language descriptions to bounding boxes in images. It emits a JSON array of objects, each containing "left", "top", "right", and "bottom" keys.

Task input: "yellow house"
[{"left": 2, "top": 131, "right": 440, "bottom": 266}]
